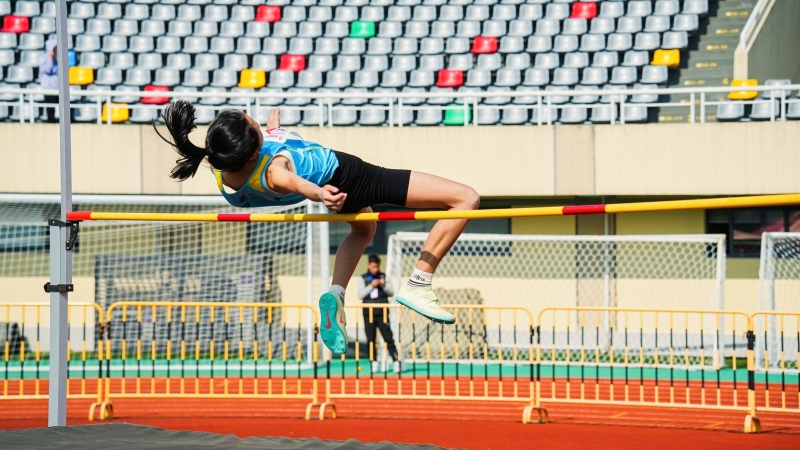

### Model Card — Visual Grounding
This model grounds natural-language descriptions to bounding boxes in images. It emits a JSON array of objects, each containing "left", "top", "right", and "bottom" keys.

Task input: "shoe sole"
[
  {"left": 396, "top": 296, "right": 455, "bottom": 324},
  {"left": 319, "top": 293, "right": 347, "bottom": 354}
]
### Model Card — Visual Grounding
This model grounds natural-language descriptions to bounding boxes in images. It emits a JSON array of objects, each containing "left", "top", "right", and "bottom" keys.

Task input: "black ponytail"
[{"left": 155, "top": 100, "right": 261, "bottom": 181}]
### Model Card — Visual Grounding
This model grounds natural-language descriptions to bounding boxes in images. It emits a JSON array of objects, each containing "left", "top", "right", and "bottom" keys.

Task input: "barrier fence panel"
[
  {"left": 534, "top": 308, "right": 754, "bottom": 427},
  {"left": 101, "top": 301, "right": 320, "bottom": 420},
  {"left": 0, "top": 302, "right": 106, "bottom": 419},
  {"left": 751, "top": 312, "right": 800, "bottom": 417},
  {"left": 319, "top": 305, "right": 545, "bottom": 423}
]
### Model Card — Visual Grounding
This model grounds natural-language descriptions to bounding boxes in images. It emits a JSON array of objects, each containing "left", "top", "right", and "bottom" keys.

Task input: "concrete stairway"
[{"left": 658, "top": 0, "right": 756, "bottom": 122}]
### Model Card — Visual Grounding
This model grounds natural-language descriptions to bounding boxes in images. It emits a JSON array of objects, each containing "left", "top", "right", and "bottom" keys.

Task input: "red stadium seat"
[
  {"left": 570, "top": 2, "right": 597, "bottom": 20},
  {"left": 471, "top": 36, "right": 497, "bottom": 54},
  {"left": 435, "top": 70, "right": 463, "bottom": 88},
  {"left": 1, "top": 16, "right": 30, "bottom": 34},
  {"left": 140, "top": 85, "right": 170, "bottom": 105},
  {"left": 255, "top": 5, "right": 281, "bottom": 23},
  {"left": 278, "top": 54, "right": 306, "bottom": 72}
]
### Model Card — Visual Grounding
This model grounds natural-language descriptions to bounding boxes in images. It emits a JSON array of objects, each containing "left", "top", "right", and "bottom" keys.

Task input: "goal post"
[
  {"left": 0, "top": 194, "right": 328, "bottom": 365},
  {"left": 386, "top": 232, "right": 728, "bottom": 367},
  {"left": 756, "top": 232, "right": 800, "bottom": 370}
]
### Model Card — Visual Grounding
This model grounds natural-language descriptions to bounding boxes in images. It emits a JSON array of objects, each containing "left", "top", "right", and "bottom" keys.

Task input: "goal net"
[
  {"left": 756, "top": 232, "right": 800, "bottom": 370},
  {"left": 0, "top": 194, "right": 326, "bottom": 363},
  {"left": 385, "top": 232, "right": 728, "bottom": 367}
]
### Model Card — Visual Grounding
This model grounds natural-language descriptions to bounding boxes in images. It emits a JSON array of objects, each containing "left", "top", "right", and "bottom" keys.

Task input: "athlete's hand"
[
  {"left": 266, "top": 108, "right": 281, "bottom": 129},
  {"left": 320, "top": 185, "right": 347, "bottom": 212}
]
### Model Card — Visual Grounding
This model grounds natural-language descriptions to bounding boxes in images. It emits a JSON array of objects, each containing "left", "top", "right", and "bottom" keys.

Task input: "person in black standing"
[{"left": 357, "top": 255, "right": 401, "bottom": 373}]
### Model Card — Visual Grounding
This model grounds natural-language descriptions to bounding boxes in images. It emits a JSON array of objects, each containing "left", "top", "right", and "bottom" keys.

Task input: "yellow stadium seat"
[
  {"left": 651, "top": 49, "right": 680, "bottom": 68},
  {"left": 68, "top": 66, "right": 93, "bottom": 86},
  {"left": 101, "top": 103, "right": 129, "bottom": 123},
  {"left": 238, "top": 69, "right": 266, "bottom": 88},
  {"left": 728, "top": 79, "right": 759, "bottom": 100}
]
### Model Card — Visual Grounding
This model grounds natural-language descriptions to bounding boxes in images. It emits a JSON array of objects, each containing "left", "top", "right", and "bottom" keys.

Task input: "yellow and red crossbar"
[{"left": 66, "top": 194, "right": 800, "bottom": 223}]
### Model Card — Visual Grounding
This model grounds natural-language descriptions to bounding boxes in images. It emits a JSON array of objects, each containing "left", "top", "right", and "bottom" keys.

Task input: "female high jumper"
[{"left": 156, "top": 101, "right": 479, "bottom": 355}]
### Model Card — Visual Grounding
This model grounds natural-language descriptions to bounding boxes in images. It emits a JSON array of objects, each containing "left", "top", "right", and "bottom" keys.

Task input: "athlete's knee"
[
  {"left": 351, "top": 221, "right": 377, "bottom": 239},
  {"left": 457, "top": 187, "right": 480, "bottom": 210}
]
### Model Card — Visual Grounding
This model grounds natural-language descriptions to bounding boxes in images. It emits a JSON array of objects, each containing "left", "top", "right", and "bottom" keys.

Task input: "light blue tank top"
[{"left": 213, "top": 128, "right": 339, "bottom": 208}]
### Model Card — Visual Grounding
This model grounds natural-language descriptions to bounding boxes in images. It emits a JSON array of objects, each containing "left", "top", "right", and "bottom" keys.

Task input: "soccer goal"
[
  {"left": 0, "top": 194, "right": 329, "bottom": 359},
  {"left": 385, "top": 232, "right": 728, "bottom": 367},
  {"left": 756, "top": 232, "right": 800, "bottom": 370}
]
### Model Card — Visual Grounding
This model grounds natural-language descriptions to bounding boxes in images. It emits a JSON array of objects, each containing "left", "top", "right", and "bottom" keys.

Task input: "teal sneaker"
[
  {"left": 395, "top": 285, "right": 455, "bottom": 324},
  {"left": 319, "top": 292, "right": 347, "bottom": 354}
]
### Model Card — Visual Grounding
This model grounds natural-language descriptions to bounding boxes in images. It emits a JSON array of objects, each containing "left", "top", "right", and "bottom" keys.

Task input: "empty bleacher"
[{"left": 0, "top": 0, "right": 792, "bottom": 126}]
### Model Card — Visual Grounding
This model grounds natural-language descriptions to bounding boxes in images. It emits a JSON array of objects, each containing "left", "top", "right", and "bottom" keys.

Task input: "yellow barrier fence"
[
  {"left": 0, "top": 302, "right": 106, "bottom": 420},
  {"left": 318, "top": 304, "right": 547, "bottom": 423},
  {"left": 100, "top": 301, "right": 321, "bottom": 420},
  {"left": 751, "top": 312, "right": 800, "bottom": 417},
  {"left": 533, "top": 307, "right": 760, "bottom": 431}
]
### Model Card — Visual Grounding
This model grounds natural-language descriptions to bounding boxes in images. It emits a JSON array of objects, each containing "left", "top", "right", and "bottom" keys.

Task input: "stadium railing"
[
  {"left": 0, "top": 302, "right": 107, "bottom": 420},
  {"left": 97, "top": 301, "right": 322, "bottom": 421},
  {"left": 317, "top": 304, "right": 547, "bottom": 423},
  {"left": 1, "top": 84, "right": 799, "bottom": 126},
  {"left": 751, "top": 312, "right": 800, "bottom": 419}
]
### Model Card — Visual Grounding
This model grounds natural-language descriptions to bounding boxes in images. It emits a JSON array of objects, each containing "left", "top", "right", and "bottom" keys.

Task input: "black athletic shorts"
[{"left": 326, "top": 151, "right": 411, "bottom": 214}]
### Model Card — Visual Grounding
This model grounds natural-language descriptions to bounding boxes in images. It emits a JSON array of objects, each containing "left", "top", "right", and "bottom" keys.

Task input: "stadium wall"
[
  {"left": 2, "top": 122, "right": 799, "bottom": 197},
  {"left": 734, "top": 0, "right": 800, "bottom": 82}
]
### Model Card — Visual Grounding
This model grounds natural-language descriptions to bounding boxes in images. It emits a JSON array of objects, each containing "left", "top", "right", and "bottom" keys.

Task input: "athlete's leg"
[
  {"left": 331, "top": 207, "right": 376, "bottom": 288},
  {"left": 404, "top": 172, "right": 480, "bottom": 273},
  {"left": 320, "top": 207, "right": 375, "bottom": 354},
  {"left": 395, "top": 172, "right": 479, "bottom": 324}
]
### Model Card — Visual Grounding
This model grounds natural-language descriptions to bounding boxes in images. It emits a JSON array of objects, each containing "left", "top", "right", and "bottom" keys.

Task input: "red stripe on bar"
[
  {"left": 562, "top": 204, "right": 607, "bottom": 215},
  {"left": 217, "top": 214, "right": 252, "bottom": 222},
  {"left": 67, "top": 211, "right": 93, "bottom": 221},
  {"left": 377, "top": 212, "right": 416, "bottom": 221}
]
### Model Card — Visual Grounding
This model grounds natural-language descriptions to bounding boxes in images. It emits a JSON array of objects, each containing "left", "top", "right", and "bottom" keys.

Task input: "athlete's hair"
[
  {"left": 368, "top": 254, "right": 381, "bottom": 265},
  {"left": 154, "top": 100, "right": 261, "bottom": 181}
]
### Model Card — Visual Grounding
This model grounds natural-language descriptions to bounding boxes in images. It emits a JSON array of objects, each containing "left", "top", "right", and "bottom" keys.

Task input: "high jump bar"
[{"left": 65, "top": 194, "right": 800, "bottom": 223}]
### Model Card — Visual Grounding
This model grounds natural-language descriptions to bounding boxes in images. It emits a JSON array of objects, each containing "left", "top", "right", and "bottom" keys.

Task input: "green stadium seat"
[
  {"left": 442, "top": 103, "right": 471, "bottom": 125},
  {"left": 349, "top": 21, "right": 375, "bottom": 39}
]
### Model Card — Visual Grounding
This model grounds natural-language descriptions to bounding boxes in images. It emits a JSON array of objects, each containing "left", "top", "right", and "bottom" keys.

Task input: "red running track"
[{"left": 1, "top": 398, "right": 800, "bottom": 449}]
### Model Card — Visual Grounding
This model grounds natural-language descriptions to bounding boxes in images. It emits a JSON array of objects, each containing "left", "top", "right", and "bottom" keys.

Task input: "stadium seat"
[
  {"left": 361, "top": 6, "right": 385, "bottom": 22},
  {"left": 199, "top": 86, "right": 227, "bottom": 106},
  {"left": 715, "top": 102, "right": 745, "bottom": 121},
  {"left": 787, "top": 101, "right": 800, "bottom": 120},
  {"left": 483, "top": 86, "right": 511, "bottom": 105},
  {"left": 562, "top": 18, "right": 587, "bottom": 36},
  {"left": 571, "top": 85, "right": 599, "bottom": 104},
  {"left": 68, "top": 67, "right": 93, "bottom": 86},
  {"left": 251, "top": 54, "right": 277, "bottom": 72},
  {"left": 571, "top": 2, "right": 597, "bottom": 20},
  {"left": 622, "top": 50, "right": 650, "bottom": 67},
  {"left": 475, "top": 107, "right": 499, "bottom": 125},
  {"left": 592, "top": 51, "right": 618, "bottom": 68},
  {"left": 94, "top": 68, "right": 122, "bottom": 86},
  {"left": 600, "top": 84, "right": 629, "bottom": 104},
  {"left": 552, "top": 68, "right": 578, "bottom": 86},
  {"left": 465, "top": 69, "right": 491, "bottom": 87},
  {"left": 273, "top": 22, "right": 297, "bottom": 38},
  {"left": 325, "top": 70, "right": 350, "bottom": 88},
  {"left": 298, "top": 22, "right": 323, "bottom": 38},
  {"left": 150, "top": 5, "right": 175, "bottom": 21},
  {"left": 353, "top": 70, "right": 379, "bottom": 88},
  {"left": 101, "top": 103, "right": 129, "bottom": 123},
  {"left": 420, "top": 55, "right": 444, "bottom": 71},
  {"left": 419, "top": 37, "right": 444, "bottom": 54},
  {"left": 182, "top": 69, "right": 210, "bottom": 88},
  {"left": 728, "top": 79, "right": 759, "bottom": 101},
  {"left": 630, "top": 83, "right": 659, "bottom": 103},
  {"left": 622, "top": 105, "right": 649, "bottom": 123},
  {"left": 442, "top": 103, "right": 471, "bottom": 125},
  {"left": 477, "top": 53, "right": 501, "bottom": 70},
  {"left": 86, "top": 19, "right": 112, "bottom": 36},
  {"left": 590, "top": 17, "right": 615, "bottom": 35},
  {"left": 220, "top": 22, "right": 245, "bottom": 38},
  {"left": 153, "top": 68, "right": 180, "bottom": 87},
  {"left": 684, "top": 0, "right": 709, "bottom": 16},
  {"left": 129, "top": 108, "right": 158, "bottom": 124},
  {"left": 335, "top": 6, "right": 359, "bottom": 22},
  {"left": 655, "top": 0, "right": 680, "bottom": 16},
  {"left": 531, "top": 105, "right": 558, "bottom": 124},
  {"left": 640, "top": 65, "right": 668, "bottom": 84},
  {"left": 524, "top": 68, "right": 549, "bottom": 86},
  {"left": 341, "top": 38, "right": 366, "bottom": 54},
  {"left": 14, "top": 1, "right": 40, "bottom": 17},
  {"left": 498, "top": 36, "right": 524, "bottom": 53},
  {"left": 409, "top": 69, "right": 434, "bottom": 87},
  {"left": 644, "top": 15, "right": 670, "bottom": 33},
  {"left": 278, "top": 54, "right": 306, "bottom": 72},
  {"left": 288, "top": 37, "right": 313, "bottom": 55},
  {"left": 195, "top": 54, "right": 220, "bottom": 71},
  {"left": 0, "top": 32, "right": 15, "bottom": 49},
  {"left": 69, "top": 3, "right": 94, "bottom": 20},
  {"left": 255, "top": 5, "right": 281, "bottom": 22},
  {"left": 436, "top": 69, "right": 463, "bottom": 87},
  {"left": 610, "top": 66, "right": 638, "bottom": 85},
  {"left": 581, "top": 67, "right": 608, "bottom": 86},
  {"left": 652, "top": 49, "right": 680, "bottom": 68},
  {"left": 263, "top": 37, "right": 288, "bottom": 55},
  {"left": 309, "top": 6, "right": 334, "bottom": 22},
  {"left": 749, "top": 99, "right": 781, "bottom": 121},
  {"left": 560, "top": 106, "right": 587, "bottom": 124},
  {"left": 140, "top": 85, "right": 170, "bottom": 105},
  {"left": 431, "top": 21, "right": 455, "bottom": 38},
  {"left": 501, "top": 106, "right": 528, "bottom": 124},
  {"left": 141, "top": 20, "right": 166, "bottom": 37},
  {"left": 563, "top": 52, "right": 589, "bottom": 69},
  {"left": 336, "top": 54, "right": 360, "bottom": 71},
  {"left": 535, "top": 18, "right": 560, "bottom": 37},
  {"left": 673, "top": 14, "right": 700, "bottom": 33},
  {"left": 30, "top": 17, "right": 55, "bottom": 35},
  {"left": 167, "top": 21, "right": 192, "bottom": 38},
  {"left": 238, "top": 69, "right": 266, "bottom": 89},
  {"left": 137, "top": 53, "right": 162, "bottom": 71},
  {"left": 391, "top": 55, "right": 416, "bottom": 71},
  {"left": 472, "top": 36, "right": 498, "bottom": 54},
  {"left": 333, "top": 108, "right": 357, "bottom": 125},
  {"left": 108, "top": 53, "right": 135, "bottom": 70},
  {"left": 393, "top": 37, "right": 418, "bottom": 55},
  {"left": 350, "top": 21, "right": 376, "bottom": 38},
  {"left": 505, "top": 53, "right": 531, "bottom": 70},
  {"left": 2, "top": 16, "right": 30, "bottom": 34},
  {"left": 446, "top": 37, "right": 470, "bottom": 53},
  {"left": 627, "top": 1, "right": 653, "bottom": 18},
  {"left": 297, "top": 70, "right": 324, "bottom": 88},
  {"left": 17, "top": 33, "right": 43, "bottom": 50},
  {"left": 381, "top": 70, "right": 407, "bottom": 87},
  {"left": 508, "top": 20, "right": 533, "bottom": 37},
  {"left": 634, "top": 33, "right": 660, "bottom": 51},
  {"left": 580, "top": 34, "right": 605, "bottom": 52},
  {"left": 456, "top": 21, "right": 481, "bottom": 38},
  {"left": 598, "top": 2, "right": 624, "bottom": 19}
]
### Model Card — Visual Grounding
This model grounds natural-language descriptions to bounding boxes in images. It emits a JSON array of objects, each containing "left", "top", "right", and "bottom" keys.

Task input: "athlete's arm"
[
  {"left": 267, "top": 159, "right": 347, "bottom": 211},
  {"left": 266, "top": 108, "right": 281, "bottom": 130}
]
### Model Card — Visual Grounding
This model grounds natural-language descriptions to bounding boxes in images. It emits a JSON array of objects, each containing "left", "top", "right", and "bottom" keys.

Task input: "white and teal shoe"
[
  {"left": 395, "top": 285, "right": 455, "bottom": 324},
  {"left": 319, "top": 292, "right": 347, "bottom": 354}
]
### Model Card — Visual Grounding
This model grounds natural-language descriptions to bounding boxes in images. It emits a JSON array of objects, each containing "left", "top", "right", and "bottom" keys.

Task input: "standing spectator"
[
  {"left": 39, "top": 38, "right": 59, "bottom": 123},
  {"left": 357, "top": 255, "right": 401, "bottom": 373}
]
